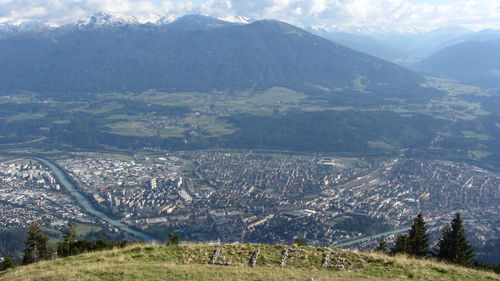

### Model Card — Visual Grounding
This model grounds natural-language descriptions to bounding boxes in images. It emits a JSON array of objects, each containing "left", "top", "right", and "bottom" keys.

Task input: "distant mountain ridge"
[
  {"left": 307, "top": 25, "right": 475, "bottom": 64},
  {"left": 0, "top": 14, "right": 430, "bottom": 100},
  {"left": 0, "top": 21, "right": 48, "bottom": 39},
  {"left": 75, "top": 12, "right": 156, "bottom": 27},
  {"left": 2, "top": 12, "right": 497, "bottom": 67},
  {"left": 0, "top": 12, "right": 251, "bottom": 36},
  {"left": 307, "top": 27, "right": 409, "bottom": 62},
  {"left": 416, "top": 38, "right": 500, "bottom": 88}
]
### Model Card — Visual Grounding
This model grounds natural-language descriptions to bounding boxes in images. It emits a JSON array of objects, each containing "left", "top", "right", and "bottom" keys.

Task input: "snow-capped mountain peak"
[
  {"left": 217, "top": 15, "right": 252, "bottom": 24},
  {"left": 75, "top": 12, "right": 182, "bottom": 28},
  {"left": 76, "top": 12, "right": 139, "bottom": 28},
  {"left": 133, "top": 13, "right": 165, "bottom": 24},
  {"left": 0, "top": 20, "right": 49, "bottom": 39},
  {"left": 157, "top": 14, "right": 178, "bottom": 25}
]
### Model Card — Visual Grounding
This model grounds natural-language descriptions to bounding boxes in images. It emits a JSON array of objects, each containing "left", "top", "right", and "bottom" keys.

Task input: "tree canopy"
[
  {"left": 408, "top": 213, "right": 429, "bottom": 257},
  {"left": 391, "top": 213, "right": 429, "bottom": 257},
  {"left": 23, "top": 223, "right": 51, "bottom": 264},
  {"left": 0, "top": 250, "right": 16, "bottom": 271},
  {"left": 436, "top": 212, "right": 475, "bottom": 266}
]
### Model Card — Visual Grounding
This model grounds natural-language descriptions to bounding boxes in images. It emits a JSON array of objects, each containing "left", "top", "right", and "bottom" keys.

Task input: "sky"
[{"left": 0, "top": 0, "right": 499, "bottom": 32}]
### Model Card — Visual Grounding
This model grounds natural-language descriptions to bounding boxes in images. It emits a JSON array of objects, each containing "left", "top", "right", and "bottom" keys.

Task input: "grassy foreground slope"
[{"left": 1, "top": 244, "right": 498, "bottom": 281}]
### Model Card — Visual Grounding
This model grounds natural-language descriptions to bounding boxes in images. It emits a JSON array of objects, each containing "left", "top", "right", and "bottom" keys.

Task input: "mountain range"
[
  {"left": 309, "top": 25, "right": 497, "bottom": 66},
  {"left": 1, "top": 12, "right": 499, "bottom": 93},
  {"left": 0, "top": 13, "right": 428, "bottom": 100},
  {"left": 416, "top": 38, "right": 500, "bottom": 88},
  {"left": 314, "top": 25, "right": 500, "bottom": 89},
  {"left": 2, "top": 13, "right": 498, "bottom": 60}
]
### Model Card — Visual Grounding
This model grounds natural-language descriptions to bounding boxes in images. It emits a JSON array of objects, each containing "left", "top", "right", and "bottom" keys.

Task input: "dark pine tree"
[
  {"left": 436, "top": 224, "right": 452, "bottom": 260},
  {"left": 408, "top": 213, "right": 429, "bottom": 257},
  {"left": 57, "top": 223, "right": 78, "bottom": 257},
  {"left": 436, "top": 212, "right": 475, "bottom": 266},
  {"left": 391, "top": 234, "right": 410, "bottom": 255},
  {"left": 23, "top": 223, "right": 52, "bottom": 264},
  {"left": 294, "top": 237, "right": 307, "bottom": 246},
  {"left": 167, "top": 232, "right": 180, "bottom": 246},
  {"left": 64, "top": 223, "right": 77, "bottom": 244},
  {"left": 0, "top": 250, "right": 16, "bottom": 271},
  {"left": 376, "top": 237, "right": 388, "bottom": 253}
]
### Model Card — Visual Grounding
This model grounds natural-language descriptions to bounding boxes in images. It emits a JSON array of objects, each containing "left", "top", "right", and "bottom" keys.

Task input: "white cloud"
[
  {"left": 200, "top": 0, "right": 500, "bottom": 31},
  {"left": 0, "top": 0, "right": 498, "bottom": 31}
]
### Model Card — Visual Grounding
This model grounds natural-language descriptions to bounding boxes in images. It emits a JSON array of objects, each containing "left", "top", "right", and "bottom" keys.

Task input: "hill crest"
[{"left": 1, "top": 243, "right": 498, "bottom": 281}]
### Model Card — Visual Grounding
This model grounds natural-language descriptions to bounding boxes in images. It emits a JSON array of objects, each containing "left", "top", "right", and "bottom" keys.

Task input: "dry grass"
[
  {"left": 1, "top": 244, "right": 498, "bottom": 281},
  {"left": 365, "top": 251, "right": 499, "bottom": 280}
]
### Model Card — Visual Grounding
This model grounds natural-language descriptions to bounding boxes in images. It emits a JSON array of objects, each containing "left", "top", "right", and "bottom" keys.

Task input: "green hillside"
[{"left": 1, "top": 244, "right": 498, "bottom": 281}]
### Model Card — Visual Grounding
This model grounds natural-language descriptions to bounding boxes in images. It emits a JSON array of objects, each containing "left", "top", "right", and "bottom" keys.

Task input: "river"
[
  {"left": 35, "top": 157, "right": 154, "bottom": 242},
  {"left": 331, "top": 226, "right": 412, "bottom": 248},
  {"left": 331, "top": 217, "right": 490, "bottom": 248}
]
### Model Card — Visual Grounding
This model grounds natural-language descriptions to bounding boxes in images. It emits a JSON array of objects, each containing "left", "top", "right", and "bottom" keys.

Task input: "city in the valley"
[{"left": 1, "top": 150, "right": 498, "bottom": 259}]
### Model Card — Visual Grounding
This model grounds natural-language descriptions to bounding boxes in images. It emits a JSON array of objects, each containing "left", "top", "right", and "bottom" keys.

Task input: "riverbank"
[{"left": 34, "top": 157, "right": 154, "bottom": 242}]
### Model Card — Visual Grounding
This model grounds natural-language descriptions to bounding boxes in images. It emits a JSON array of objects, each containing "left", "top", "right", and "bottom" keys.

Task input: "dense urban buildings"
[{"left": 0, "top": 151, "right": 497, "bottom": 261}]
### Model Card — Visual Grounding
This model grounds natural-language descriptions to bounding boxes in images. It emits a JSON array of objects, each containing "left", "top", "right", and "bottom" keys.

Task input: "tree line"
[
  {"left": 376, "top": 212, "right": 475, "bottom": 266},
  {"left": 0, "top": 223, "right": 132, "bottom": 271},
  {"left": 0, "top": 215, "right": 491, "bottom": 272},
  {"left": 0, "top": 223, "right": 182, "bottom": 272}
]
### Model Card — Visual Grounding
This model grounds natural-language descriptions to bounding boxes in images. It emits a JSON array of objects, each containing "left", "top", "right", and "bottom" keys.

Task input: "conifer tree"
[
  {"left": 436, "top": 212, "right": 475, "bottom": 266},
  {"left": 436, "top": 224, "right": 452, "bottom": 259},
  {"left": 57, "top": 223, "right": 77, "bottom": 257},
  {"left": 408, "top": 213, "right": 429, "bottom": 257},
  {"left": 294, "top": 237, "right": 307, "bottom": 246},
  {"left": 0, "top": 250, "right": 16, "bottom": 271},
  {"left": 167, "top": 232, "right": 180, "bottom": 246},
  {"left": 23, "top": 223, "right": 51, "bottom": 264},
  {"left": 376, "top": 237, "right": 387, "bottom": 253},
  {"left": 64, "top": 223, "right": 77, "bottom": 244},
  {"left": 391, "top": 234, "right": 410, "bottom": 255}
]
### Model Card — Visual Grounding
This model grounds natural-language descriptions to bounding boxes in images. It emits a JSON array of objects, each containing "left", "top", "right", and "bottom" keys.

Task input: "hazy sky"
[{"left": 0, "top": 0, "right": 499, "bottom": 32}]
